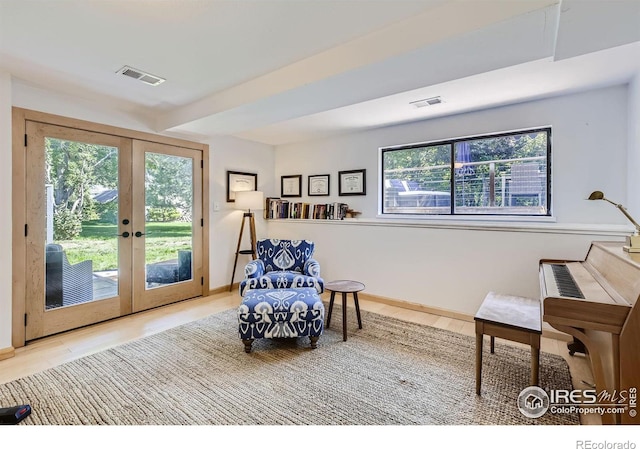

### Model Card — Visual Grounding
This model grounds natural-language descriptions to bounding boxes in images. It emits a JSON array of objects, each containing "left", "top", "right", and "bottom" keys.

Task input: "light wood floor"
[{"left": 0, "top": 291, "right": 599, "bottom": 424}]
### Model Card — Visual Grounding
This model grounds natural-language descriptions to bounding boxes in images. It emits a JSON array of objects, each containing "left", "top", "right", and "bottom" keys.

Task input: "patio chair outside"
[
  {"left": 508, "top": 163, "right": 545, "bottom": 206},
  {"left": 45, "top": 243, "right": 94, "bottom": 308}
]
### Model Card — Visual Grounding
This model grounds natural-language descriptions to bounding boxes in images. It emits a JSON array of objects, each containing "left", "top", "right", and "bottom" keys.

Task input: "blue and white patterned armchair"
[{"left": 239, "top": 239, "right": 324, "bottom": 296}]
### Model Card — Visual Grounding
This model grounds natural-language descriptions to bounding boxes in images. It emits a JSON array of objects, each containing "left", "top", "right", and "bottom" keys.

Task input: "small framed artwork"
[
  {"left": 308, "top": 174, "right": 330, "bottom": 196},
  {"left": 338, "top": 169, "right": 366, "bottom": 196},
  {"left": 281, "top": 174, "right": 302, "bottom": 197},
  {"left": 227, "top": 170, "right": 257, "bottom": 202}
]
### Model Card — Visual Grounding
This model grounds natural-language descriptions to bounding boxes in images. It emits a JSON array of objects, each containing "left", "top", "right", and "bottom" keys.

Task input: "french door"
[
  {"left": 24, "top": 121, "right": 203, "bottom": 340},
  {"left": 131, "top": 140, "right": 203, "bottom": 312}
]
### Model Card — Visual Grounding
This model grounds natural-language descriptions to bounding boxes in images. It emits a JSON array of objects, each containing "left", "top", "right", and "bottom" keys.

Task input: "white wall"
[
  {"left": 0, "top": 72, "right": 13, "bottom": 351},
  {"left": 275, "top": 85, "right": 630, "bottom": 225},
  {"left": 628, "top": 72, "right": 640, "bottom": 218},
  {"left": 269, "top": 220, "right": 618, "bottom": 316},
  {"left": 207, "top": 135, "right": 275, "bottom": 289},
  {"left": 270, "top": 85, "right": 631, "bottom": 316},
  {"left": 12, "top": 80, "right": 159, "bottom": 135}
]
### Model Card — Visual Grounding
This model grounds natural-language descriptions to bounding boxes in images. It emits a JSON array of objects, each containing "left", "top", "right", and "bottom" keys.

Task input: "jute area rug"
[{"left": 0, "top": 306, "right": 578, "bottom": 425}]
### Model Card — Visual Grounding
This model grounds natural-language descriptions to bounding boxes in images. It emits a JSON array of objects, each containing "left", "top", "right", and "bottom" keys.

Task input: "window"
[{"left": 381, "top": 128, "right": 551, "bottom": 216}]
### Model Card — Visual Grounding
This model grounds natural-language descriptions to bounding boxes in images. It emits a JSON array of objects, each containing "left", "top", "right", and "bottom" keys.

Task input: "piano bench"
[{"left": 474, "top": 291, "right": 542, "bottom": 395}]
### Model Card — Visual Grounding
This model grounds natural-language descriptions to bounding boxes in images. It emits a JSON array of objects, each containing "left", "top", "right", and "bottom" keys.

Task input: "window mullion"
[{"left": 449, "top": 143, "right": 455, "bottom": 215}]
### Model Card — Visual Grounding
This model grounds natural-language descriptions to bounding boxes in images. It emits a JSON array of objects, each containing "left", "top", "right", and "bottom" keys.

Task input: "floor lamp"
[{"left": 229, "top": 190, "right": 264, "bottom": 291}]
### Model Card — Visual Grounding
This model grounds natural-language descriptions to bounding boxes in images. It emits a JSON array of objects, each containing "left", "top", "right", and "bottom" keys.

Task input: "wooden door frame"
[{"left": 11, "top": 107, "right": 210, "bottom": 348}]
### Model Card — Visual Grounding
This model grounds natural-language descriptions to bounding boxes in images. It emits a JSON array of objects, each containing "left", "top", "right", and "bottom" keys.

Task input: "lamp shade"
[{"left": 235, "top": 190, "right": 264, "bottom": 211}]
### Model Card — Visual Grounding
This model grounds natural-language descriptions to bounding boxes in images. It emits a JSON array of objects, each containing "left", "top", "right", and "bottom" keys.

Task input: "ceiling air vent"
[
  {"left": 116, "top": 66, "right": 165, "bottom": 86},
  {"left": 410, "top": 96, "right": 442, "bottom": 108}
]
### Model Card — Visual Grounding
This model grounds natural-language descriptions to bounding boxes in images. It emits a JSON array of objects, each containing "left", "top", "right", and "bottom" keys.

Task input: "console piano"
[{"left": 540, "top": 241, "right": 640, "bottom": 425}]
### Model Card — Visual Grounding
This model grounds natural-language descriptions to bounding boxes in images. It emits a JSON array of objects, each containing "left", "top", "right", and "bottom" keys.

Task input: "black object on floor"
[{"left": 0, "top": 404, "right": 31, "bottom": 425}]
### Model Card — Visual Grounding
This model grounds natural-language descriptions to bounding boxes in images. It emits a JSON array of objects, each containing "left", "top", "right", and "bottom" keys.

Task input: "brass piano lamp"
[{"left": 588, "top": 190, "right": 640, "bottom": 252}]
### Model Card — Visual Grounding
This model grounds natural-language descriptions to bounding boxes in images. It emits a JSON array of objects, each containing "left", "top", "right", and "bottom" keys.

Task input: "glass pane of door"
[
  {"left": 144, "top": 152, "right": 193, "bottom": 289},
  {"left": 44, "top": 137, "right": 120, "bottom": 309}
]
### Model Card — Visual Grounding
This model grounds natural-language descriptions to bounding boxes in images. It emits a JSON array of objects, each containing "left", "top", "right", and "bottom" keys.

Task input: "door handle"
[
  {"left": 134, "top": 231, "right": 145, "bottom": 237},
  {"left": 117, "top": 231, "right": 130, "bottom": 238}
]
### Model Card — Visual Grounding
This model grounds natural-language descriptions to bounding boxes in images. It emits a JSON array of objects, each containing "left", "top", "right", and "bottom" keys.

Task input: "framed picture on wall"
[
  {"left": 308, "top": 174, "right": 330, "bottom": 196},
  {"left": 281, "top": 174, "right": 302, "bottom": 197},
  {"left": 227, "top": 170, "right": 257, "bottom": 202},
  {"left": 338, "top": 169, "right": 366, "bottom": 196}
]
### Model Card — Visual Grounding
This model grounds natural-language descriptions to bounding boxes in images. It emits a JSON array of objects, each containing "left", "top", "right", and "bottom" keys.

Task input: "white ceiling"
[{"left": 1, "top": 0, "right": 639, "bottom": 146}]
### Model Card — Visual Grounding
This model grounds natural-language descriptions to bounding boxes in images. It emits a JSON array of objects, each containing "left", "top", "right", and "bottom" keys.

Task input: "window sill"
[{"left": 267, "top": 216, "right": 633, "bottom": 237}]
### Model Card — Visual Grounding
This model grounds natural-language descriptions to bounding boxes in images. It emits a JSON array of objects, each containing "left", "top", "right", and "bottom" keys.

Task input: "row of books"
[{"left": 265, "top": 197, "right": 350, "bottom": 220}]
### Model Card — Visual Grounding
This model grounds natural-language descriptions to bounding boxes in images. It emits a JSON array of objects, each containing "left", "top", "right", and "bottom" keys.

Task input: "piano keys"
[
  {"left": 540, "top": 241, "right": 640, "bottom": 425},
  {"left": 541, "top": 263, "right": 585, "bottom": 298}
]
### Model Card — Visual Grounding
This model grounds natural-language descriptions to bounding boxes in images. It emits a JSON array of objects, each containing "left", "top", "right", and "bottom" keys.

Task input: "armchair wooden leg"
[
  {"left": 242, "top": 339, "right": 254, "bottom": 353},
  {"left": 310, "top": 336, "right": 319, "bottom": 349}
]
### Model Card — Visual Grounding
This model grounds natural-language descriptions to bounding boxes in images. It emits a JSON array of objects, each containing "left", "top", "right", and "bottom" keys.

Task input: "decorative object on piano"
[{"left": 588, "top": 191, "right": 640, "bottom": 253}]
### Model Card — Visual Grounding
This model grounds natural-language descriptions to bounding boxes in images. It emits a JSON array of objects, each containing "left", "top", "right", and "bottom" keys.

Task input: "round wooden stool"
[{"left": 325, "top": 280, "right": 365, "bottom": 341}]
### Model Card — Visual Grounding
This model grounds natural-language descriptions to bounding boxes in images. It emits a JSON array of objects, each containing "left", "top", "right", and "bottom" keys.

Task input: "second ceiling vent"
[
  {"left": 116, "top": 66, "right": 165, "bottom": 86},
  {"left": 410, "top": 96, "right": 442, "bottom": 108}
]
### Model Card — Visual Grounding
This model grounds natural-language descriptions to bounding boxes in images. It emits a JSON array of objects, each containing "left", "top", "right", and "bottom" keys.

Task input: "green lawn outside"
[{"left": 59, "top": 221, "right": 192, "bottom": 272}]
